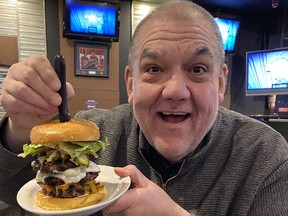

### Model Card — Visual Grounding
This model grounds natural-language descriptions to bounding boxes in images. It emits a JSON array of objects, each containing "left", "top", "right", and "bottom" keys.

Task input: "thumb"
[{"left": 114, "top": 165, "right": 149, "bottom": 188}]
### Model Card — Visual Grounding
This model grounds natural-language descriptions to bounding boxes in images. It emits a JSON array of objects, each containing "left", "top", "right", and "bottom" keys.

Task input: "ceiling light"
[{"left": 272, "top": 0, "right": 279, "bottom": 8}]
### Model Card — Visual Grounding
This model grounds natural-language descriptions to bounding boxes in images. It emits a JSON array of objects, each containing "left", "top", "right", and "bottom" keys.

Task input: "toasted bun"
[
  {"left": 30, "top": 119, "right": 100, "bottom": 144},
  {"left": 35, "top": 186, "right": 107, "bottom": 210}
]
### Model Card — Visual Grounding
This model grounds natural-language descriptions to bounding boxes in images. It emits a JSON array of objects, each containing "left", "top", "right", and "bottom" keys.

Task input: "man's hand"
[
  {"left": 0, "top": 55, "right": 75, "bottom": 152},
  {"left": 105, "top": 165, "right": 190, "bottom": 216}
]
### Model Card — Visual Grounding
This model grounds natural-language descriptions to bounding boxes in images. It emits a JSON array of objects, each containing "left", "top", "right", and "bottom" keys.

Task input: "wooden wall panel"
[
  {"left": 68, "top": 89, "right": 119, "bottom": 116},
  {"left": 58, "top": 0, "right": 120, "bottom": 116},
  {"left": 0, "top": 36, "right": 18, "bottom": 66}
]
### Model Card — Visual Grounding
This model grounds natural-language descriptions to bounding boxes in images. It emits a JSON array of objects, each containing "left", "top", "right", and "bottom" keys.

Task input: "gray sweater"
[{"left": 0, "top": 104, "right": 288, "bottom": 216}]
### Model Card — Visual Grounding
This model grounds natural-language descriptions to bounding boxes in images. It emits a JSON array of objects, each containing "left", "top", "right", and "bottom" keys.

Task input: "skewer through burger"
[{"left": 18, "top": 119, "right": 109, "bottom": 210}]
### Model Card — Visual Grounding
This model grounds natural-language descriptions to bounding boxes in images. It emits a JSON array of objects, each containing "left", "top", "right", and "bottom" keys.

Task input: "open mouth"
[{"left": 159, "top": 112, "right": 191, "bottom": 123}]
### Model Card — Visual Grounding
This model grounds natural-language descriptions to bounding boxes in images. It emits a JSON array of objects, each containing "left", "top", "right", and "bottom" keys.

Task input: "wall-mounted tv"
[
  {"left": 246, "top": 48, "right": 288, "bottom": 96},
  {"left": 63, "top": 0, "right": 120, "bottom": 42},
  {"left": 214, "top": 18, "right": 240, "bottom": 53}
]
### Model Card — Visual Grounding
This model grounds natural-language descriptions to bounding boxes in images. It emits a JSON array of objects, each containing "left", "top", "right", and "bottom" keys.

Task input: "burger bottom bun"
[{"left": 35, "top": 186, "right": 107, "bottom": 211}]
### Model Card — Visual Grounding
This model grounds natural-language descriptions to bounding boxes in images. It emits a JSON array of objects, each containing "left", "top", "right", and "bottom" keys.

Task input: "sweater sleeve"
[
  {"left": 0, "top": 114, "right": 35, "bottom": 206},
  {"left": 248, "top": 159, "right": 288, "bottom": 215}
]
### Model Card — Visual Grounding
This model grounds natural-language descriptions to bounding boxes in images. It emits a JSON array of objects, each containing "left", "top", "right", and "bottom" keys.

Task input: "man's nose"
[{"left": 162, "top": 72, "right": 190, "bottom": 101}]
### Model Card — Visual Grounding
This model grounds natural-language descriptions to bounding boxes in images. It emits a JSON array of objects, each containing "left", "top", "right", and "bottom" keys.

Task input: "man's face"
[{"left": 125, "top": 19, "right": 228, "bottom": 163}]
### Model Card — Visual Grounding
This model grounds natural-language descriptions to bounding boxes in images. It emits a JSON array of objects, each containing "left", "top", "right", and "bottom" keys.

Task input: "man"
[
  {"left": 89, "top": 51, "right": 99, "bottom": 69},
  {"left": 0, "top": 1, "right": 287, "bottom": 215},
  {"left": 80, "top": 50, "right": 89, "bottom": 69}
]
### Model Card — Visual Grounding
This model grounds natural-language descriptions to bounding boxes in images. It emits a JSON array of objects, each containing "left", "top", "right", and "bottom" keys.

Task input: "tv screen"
[
  {"left": 246, "top": 48, "right": 288, "bottom": 96},
  {"left": 214, "top": 18, "right": 240, "bottom": 53},
  {"left": 63, "top": 0, "right": 120, "bottom": 42}
]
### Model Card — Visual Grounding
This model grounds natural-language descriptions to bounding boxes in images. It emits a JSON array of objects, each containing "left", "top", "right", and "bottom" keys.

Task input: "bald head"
[{"left": 128, "top": 0, "right": 224, "bottom": 66}]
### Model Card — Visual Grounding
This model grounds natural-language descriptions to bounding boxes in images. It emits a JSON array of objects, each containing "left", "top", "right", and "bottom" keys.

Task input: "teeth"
[{"left": 162, "top": 112, "right": 187, "bottom": 115}]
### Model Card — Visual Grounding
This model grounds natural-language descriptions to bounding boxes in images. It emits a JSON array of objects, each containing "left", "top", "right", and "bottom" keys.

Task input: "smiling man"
[
  {"left": 126, "top": 23, "right": 227, "bottom": 163},
  {"left": 0, "top": 1, "right": 288, "bottom": 216}
]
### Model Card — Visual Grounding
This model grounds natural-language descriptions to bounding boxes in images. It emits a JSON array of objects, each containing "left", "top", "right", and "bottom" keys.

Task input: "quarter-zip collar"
[
  {"left": 137, "top": 109, "right": 221, "bottom": 188},
  {"left": 138, "top": 130, "right": 211, "bottom": 189}
]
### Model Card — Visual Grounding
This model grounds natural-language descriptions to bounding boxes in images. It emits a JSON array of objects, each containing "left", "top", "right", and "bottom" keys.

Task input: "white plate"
[{"left": 17, "top": 165, "right": 131, "bottom": 216}]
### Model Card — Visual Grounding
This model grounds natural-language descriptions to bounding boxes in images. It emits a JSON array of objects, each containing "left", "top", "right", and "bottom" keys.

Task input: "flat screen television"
[
  {"left": 246, "top": 48, "right": 288, "bottom": 96},
  {"left": 214, "top": 18, "right": 240, "bottom": 53},
  {"left": 63, "top": 0, "right": 120, "bottom": 42}
]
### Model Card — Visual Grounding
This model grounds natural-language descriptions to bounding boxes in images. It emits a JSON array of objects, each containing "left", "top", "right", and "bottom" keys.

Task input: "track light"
[{"left": 272, "top": 0, "right": 279, "bottom": 8}]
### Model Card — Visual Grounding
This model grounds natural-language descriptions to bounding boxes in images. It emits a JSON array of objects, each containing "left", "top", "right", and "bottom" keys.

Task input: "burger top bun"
[{"left": 30, "top": 119, "right": 100, "bottom": 144}]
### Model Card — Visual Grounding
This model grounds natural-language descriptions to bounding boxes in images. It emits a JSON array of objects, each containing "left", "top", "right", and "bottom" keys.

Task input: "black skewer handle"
[{"left": 54, "top": 55, "right": 71, "bottom": 122}]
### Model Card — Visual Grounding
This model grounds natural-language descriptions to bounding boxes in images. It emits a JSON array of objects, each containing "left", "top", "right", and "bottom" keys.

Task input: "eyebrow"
[
  {"left": 194, "top": 46, "right": 214, "bottom": 58},
  {"left": 139, "top": 45, "right": 215, "bottom": 61},
  {"left": 140, "top": 48, "right": 160, "bottom": 61}
]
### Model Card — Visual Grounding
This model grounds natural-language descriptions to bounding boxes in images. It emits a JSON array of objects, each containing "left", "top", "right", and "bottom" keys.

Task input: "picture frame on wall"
[{"left": 74, "top": 42, "right": 109, "bottom": 78}]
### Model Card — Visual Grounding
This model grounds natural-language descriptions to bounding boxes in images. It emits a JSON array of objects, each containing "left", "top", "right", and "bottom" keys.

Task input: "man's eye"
[
  {"left": 146, "top": 66, "right": 160, "bottom": 73},
  {"left": 191, "top": 66, "right": 207, "bottom": 74}
]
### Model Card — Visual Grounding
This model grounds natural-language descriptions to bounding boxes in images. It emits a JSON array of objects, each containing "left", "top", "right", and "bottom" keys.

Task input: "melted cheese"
[{"left": 36, "top": 161, "right": 100, "bottom": 184}]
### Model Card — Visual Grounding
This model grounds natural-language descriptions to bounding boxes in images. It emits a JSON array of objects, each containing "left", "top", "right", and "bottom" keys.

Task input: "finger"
[
  {"left": 8, "top": 64, "right": 61, "bottom": 107},
  {"left": 114, "top": 165, "right": 149, "bottom": 188},
  {"left": 24, "top": 55, "right": 60, "bottom": 91},
  {"left": 24, "top": 58, "right": 75, "bottom": 104},
  {"left": 1, "top": 93, "right": 58, "bottom": 117},
  {"left": 66, "top": 82, "right": 75, "bottom": 99},
  {"left": 2, "top": 77, "right": 61, "bottom": 111},
  {"left": 105, "top": 188, "right": 137, "bottom": 214}
]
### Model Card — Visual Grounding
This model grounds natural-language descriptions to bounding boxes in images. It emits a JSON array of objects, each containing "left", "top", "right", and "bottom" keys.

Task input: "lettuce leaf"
[
  {"left": 70, "top": 137, "right": 109, "bottom": 158},
  {"left": 18, "top": 137, "right": 109, "bottom": 160},
  {"left": 18, "top": 143, "right": 49, "bottom": 158}
]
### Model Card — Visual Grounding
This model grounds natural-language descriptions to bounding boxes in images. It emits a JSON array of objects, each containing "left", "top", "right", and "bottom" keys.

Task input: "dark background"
[{"left": 45, "top": 0, "right": 288, "bottom": 116}]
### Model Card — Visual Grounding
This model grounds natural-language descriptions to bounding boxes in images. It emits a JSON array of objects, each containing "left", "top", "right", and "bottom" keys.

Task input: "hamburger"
[{"left": 18, "top": 119, "right": 109, "bottom": 210}]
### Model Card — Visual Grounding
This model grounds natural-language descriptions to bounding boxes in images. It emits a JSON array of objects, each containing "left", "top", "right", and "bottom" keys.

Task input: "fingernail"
[
  {"left": 50, "top": 79, "right": 60, "bottom": 91},
  {"left": 50, "top": 93, "right": 61, "bottom": 106}
]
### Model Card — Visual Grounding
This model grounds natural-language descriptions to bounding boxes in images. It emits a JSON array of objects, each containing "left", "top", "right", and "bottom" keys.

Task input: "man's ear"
[
  {"left": 125, "top": 66, "right": 133, "bottom": 104},
  {"left": 218, "top": 64, "right": 229, "bottom": 103}
]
